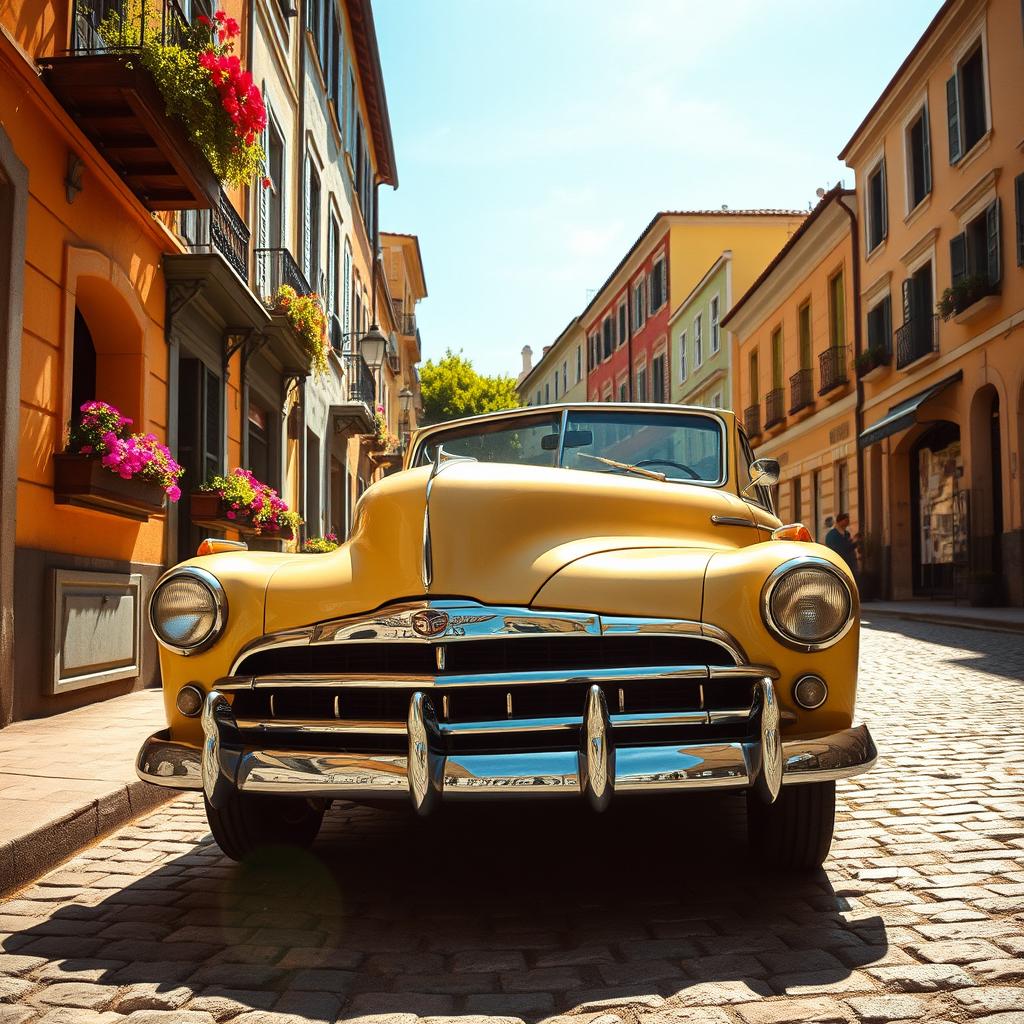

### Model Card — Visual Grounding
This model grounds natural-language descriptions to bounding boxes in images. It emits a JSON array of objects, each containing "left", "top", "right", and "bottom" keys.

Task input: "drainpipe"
[{"left": 838, "top": 193, "right": 866, "bottom": 556}]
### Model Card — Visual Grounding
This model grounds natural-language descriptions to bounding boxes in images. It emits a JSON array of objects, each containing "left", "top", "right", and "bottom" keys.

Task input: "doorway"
[{"left": 909, "top": 421, "right": 962, "bottom": 596}]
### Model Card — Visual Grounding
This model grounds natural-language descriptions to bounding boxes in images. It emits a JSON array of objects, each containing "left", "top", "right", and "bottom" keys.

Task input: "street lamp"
[
  {"left": 399, "top": 387, "right": 413, "bottom": 417},
  {"left": 358, "top": 324, "right": 388, "bottom": 372}
]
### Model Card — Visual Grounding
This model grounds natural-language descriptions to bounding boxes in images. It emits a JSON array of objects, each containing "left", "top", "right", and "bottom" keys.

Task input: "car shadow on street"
[
  {"left": 2, "top": 793, "right": 888, "bottom": 1021},
  {"left": 861, "top": 614, "right": 1024, "bottom": 682}
]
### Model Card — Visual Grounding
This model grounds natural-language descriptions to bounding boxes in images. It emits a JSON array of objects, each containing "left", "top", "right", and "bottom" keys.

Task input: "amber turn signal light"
[
  {"left": 196, "top": 538, "right": 249, "bottom": 556},
  {"left": 771, "top": 523, "right": 813, "bottom": 542}
]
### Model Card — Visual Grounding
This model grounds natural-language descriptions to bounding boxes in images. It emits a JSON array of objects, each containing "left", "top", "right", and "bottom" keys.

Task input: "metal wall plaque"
[{"left": 50, "top": 570, "right": 143, "bottom": 694}]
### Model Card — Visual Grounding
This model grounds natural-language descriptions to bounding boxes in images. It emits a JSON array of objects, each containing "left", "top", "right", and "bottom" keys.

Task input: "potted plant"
[
  {"left": 194, "top": 467, "right": 303, "bottom": 538},
  {"left": 855, "top": 345, "right": 889, "bottom": 380},
  {"left": 268, "top": 285, "right": 329, "bottom": 377},
  {"left": 303, "top": 533, "right": 340, "bottom": 553},
  {"left": 54, "top": 400, "right": 183, "bottom": 520},
  {"left": 98, "top": 6, "right": 267, "bottom": 189},
  {"left": 936, "top": 275, "right": 993, "bottom": 321}
]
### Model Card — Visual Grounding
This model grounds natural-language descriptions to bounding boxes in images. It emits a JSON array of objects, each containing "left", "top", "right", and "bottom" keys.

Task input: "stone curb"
[
  {"left": 0, "top": 778, "right": 174, "bottom": 896},
  {"left": 862, "top": 607, "right": 1024, "bottom": 635}
]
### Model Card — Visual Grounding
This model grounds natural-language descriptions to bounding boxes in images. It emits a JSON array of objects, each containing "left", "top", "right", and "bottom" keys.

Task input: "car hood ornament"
[{"left": 411, "top": 608, "right": 449, "bottom": 638}]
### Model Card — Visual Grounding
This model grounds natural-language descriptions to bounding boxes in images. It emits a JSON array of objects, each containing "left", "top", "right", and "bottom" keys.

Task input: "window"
[
  {"left": 770, "top": 326, "right": 783, "bottom": 388},
  {"left": 829, "top": 271, "right": 846, "bottom": 348},
  {"left": 867, "top": 295, "right": 892, "bottom": 355},
  {"left": 679, "top": 330, "right": 687, "bottom": 381},
  {"left": 617, "top": 301, "right": 628, "bottom": 347},
  {"left": 306, "top": 428, "right": 321, "bottom": 537},
  {"left": 636, "top": 364, "right": 648, "bottom": 402},
  {"left": 651, "top": 353, "right": 666, "bottom": 403},
  {"left": 711, "top": 392, "right": 722, "bottom": 409},
  {"left": 618, "top": 381, "right": 627, "bottom": 402},
  {"left": 554, "top": 371, "right": 559, "bottom": 400},
  {"left": 342, "top": 238, "right": 352, "bottom": 346},
  {"left": 576, "top": 345, "right": 582, "bottom": 382},
  {"left": 791, "top": 477, "right": 802, "bottom": 523},
  {"left": 694, "top": 313, "right": 703, "bottom": 366},
  {"left": 346, "top": 68, "right": 356, "bottom": 155},
  {"left": 866, "top": 159, "right": 888, "bottom": 252},
  {"left": 303, "top": 156, "right": 321, "bottom": 288},
  {"left": 71, "top": 310, "right": 97, "bottom": 417},
  {"left": 1016, "top": 173, "right": 1024, "bottom": 267},
  {"left": 562, "top": 361, "right": 567, "bottom": 394},
  {"left": 947, "top": 41, "right": 988, "bottom": 163},
  {"left": 650, "top": 258, "right": 666, "bottom": 311},
  {"left": 710, "top": 295, "right": 720, "bottom": 353},
  {"left": 545, "top": 382, "right": 550, "bottom": 404},
  {"left": 835, "top": 460, "right": 849, "bottom": 520},
  {"left": 906, "top": 106, "right": 932, "bottom": 210},
  {"left": 749, "top": 349, "right": 759, "bottom": 403},
  {"left": 602, "top": 316, "right": 614, "bottom": 360},
  {"left": 633, "top": 281, "right": 645, "bottom": 330},
  {"left": 588, "top": 332, "right": 600, "bottom": 370},
  {"left": 536, "top": 390, "right": 541, "bottom": 406},
  {"left": 949, "top": 198, "right": 1001, "bottom": 292},
  {"left": 798, "top": 301, "right": 812, "bottom": 368}
]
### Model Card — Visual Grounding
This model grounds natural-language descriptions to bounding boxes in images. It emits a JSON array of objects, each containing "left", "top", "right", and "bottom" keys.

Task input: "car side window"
[{"left": 738, "top": 430, "right": 773, "bottom": 514}]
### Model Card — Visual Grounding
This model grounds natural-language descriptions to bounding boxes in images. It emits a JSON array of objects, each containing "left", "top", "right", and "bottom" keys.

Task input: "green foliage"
[
  {"left": 269, "top": 286, "right": 328, "bottom": 377},
  {"left": 418, "top": 350, "right": 519, "bottom": 424}
]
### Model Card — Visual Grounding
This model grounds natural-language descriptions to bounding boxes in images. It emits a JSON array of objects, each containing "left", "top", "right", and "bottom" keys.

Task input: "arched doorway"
[
  {"left": 969, "top": 385, "right": 1003, "bottom": 602},
  {"left": 909, "top": 421, "right": 963, "bottom": 597}
]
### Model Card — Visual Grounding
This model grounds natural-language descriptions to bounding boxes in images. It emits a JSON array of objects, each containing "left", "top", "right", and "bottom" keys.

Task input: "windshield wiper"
[{"left": 575, "top": 452, "right": 666, "bottom": 482}]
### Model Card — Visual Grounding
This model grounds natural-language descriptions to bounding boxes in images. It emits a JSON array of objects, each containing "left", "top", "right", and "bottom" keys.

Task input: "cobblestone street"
[{"left": 1, "top": 616, "right": 1022, "bottom": 1024}]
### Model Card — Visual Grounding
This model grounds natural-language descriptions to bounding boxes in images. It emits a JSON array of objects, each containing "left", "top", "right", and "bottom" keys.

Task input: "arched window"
[{"left": 70, "top": 309, "right": 97, "bottom": 420}]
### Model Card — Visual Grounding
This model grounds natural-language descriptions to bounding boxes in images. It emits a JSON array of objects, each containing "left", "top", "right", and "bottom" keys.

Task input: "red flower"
[
  {"left": 197, "top": 13, "right": 211, "bottom": 26},
  {"left": 262, "top": 176, "right": 272, "bottom": 189}
]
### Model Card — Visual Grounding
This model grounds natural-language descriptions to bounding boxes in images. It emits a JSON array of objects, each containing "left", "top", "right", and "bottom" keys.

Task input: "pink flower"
[
  {"left": 226, "top": 510, "right": 236, "bottom": 520},
  {"left": 166, "top": 485, "right": 181, "bottom": 502}
]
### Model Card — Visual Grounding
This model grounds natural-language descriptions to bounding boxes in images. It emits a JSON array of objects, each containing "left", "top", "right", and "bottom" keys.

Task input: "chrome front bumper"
[{"left": 137, "top": 681, "right": 877, "bottom": 812}]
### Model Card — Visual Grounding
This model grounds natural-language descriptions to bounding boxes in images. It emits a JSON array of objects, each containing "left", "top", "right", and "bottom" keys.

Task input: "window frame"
[
  {"left": 679, "top": 329, "right": 687, "bottom": 382},
  {"left": 903, "top": 99, "right": 932, "bottom": 214},
  {"left": 947, "top": 32, "right": 991, "bottom": 164},
  {"left": 865, "top": 155, "right": 888, "bottom": 253},
  {"left": 693, "top": 312, "right": 703, "bottom": 367},
  {"left": 709, "top": 293, "right": 720, "bottom": 354}
]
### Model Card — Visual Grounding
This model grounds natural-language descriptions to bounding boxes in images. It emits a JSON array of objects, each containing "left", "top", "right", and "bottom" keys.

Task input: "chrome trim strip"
[
  {"left": 614, "top": 743, "right": 751, "bottom": 791},
  {"left": 136, "top": 729, "right": 202, "bottom": 789},
  {"left": 444, "top": 751, "right": 580, "bottom": 795},
  {"left": 200, "top": 690, "right": 240, "bottom": 808},
  {"left": 235, "top": 718, "right": 407, "bottom": 735},
  {"left": 710, "top": 515, "right": 756, "bottom": 527},
  {"left": 149, "top": 566, "right": 228, "bottom": 657},
  {"left": 580, "top": 684, "right": 613, "bottom": 811},
  {"left": 760, "top": 555, "right": 858, "bottom": 653},
  {"left": 422, "top": 447, "right": 479, "bottom": 593},
  {"left": 239, "top": 750, "right": 409, "bottom": 796}
]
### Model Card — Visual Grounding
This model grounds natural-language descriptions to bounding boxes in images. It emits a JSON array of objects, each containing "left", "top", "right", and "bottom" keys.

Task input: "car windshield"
[{"left": 416, "top": 408, "right": 724, "bottom": 484}]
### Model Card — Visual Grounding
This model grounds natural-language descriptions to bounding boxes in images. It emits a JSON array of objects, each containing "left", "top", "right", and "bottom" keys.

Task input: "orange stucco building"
[
  {"left": 840, "top": 0, "right": 1024, "bottom": 605},
  {"left": 0, "top": 0, "right": 419, "bottom": 726},
  {"left": 723, "top": 189, "right": 863, "bottom": 556}
]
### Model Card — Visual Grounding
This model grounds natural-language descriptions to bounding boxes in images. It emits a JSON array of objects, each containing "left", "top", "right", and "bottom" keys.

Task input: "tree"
[{"left": 418, "top": 349, "right": 519, "bottom": 424}]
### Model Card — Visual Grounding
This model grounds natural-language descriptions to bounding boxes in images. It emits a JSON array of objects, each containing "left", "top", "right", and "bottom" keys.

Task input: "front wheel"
[
  {"left": 747, "top": 780, "right": 835, "bottom": 870},
  {"left": 204, "top": 792, "right": 325, "bottom": 862}
]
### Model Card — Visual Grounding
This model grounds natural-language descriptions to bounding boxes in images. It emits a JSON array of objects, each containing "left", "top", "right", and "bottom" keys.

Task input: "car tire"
[
  {"left": 204, "top": 792, "right": 325, "bottom": 861},
  {"left": 746, "top": 780, "right": 835, "bottom": 870}
]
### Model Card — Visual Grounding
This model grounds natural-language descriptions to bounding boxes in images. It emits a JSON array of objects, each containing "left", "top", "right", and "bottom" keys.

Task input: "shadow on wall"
[{"left": 1, "top": 793, "right": 888, "bottom": 1021}]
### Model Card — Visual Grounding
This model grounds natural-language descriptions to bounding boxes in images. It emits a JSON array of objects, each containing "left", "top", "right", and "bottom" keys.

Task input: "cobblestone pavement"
[{"left": 2, "top": 617, "right": 1023, "bottom": 1024}]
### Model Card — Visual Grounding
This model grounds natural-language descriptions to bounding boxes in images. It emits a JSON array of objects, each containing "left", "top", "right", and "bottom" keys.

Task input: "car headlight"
[
  {"left": 762, "top": 558, "right": 854, "bottom": 650},
  {"left": 149, "top": 567, "right": 226, "bottom": 655}
]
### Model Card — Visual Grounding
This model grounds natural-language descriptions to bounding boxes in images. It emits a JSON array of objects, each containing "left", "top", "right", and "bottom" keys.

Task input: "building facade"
[
  {"left": 723, "top": 189, "right": 861, "bottom": 549},
  {"left": 0, "top": 0, "right": 419, "bottom": 726},
  {"left": 583, "top": 212, "right": 806, "bottom": 406},
  {"left": 669, "top": 253, "right": 731, "bottom": 410},
  {"left": 840, "top": 0, "right": 1024, "bottom": 605},
  {"left": 518, "top": 318, "right": 587, "bottom": 407}
]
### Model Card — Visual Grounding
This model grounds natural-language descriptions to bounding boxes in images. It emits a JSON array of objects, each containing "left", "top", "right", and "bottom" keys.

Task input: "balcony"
[
  {"left": 331, "top": 351, "right": 376, "bottom": 436},
  {"left": 253, "top": 247, "right": 312, "bottom": 300},
  {"left": 818, "top": 346, "right": 848, "bottom": 396},
  {"left": 330, "top": 314, "right": 344, "bottom": 355},
  {"left": 181, "top": 191, "right": 250, "bottom": 279},
  {"left": 398, "top": 312, "right": 417, "bottom": 336},
  {"left": 764, "top": 388, "right": 785, "bottom": 430},
  {"left": 855, "top": 345, "right": 891, "bottom": 382},
  {"left": 789, "top": 368, "right": 813, "bottom": 414},
  {"left": 342, "top": 352, "right": 375, "bottom": 405},
  {"left": 744, "top": 404, "right": 761, "bottom": 439},
  {"left": 895, "top": 314, "right": 939, "bottom": 370},
  {"left": 39, "top": 0, "right": 219, "bottom": 210}
]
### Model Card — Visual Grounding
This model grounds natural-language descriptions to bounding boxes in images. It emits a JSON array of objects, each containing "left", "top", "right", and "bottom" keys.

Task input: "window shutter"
[
  {"left": 921, "top": 108, "right": 932, "bottom": 195},
  {"left": 882, "top": 295, "right": 892, "bottom": 354},
  {"left": 1016, "top": 173, "right": 1024, "bottom": 267},
  {"left": 949, "top": 232, "right": 967, "bottom": 287},
  {"left": 303, "top": 158, "right": 313, "bottom": 282},
  {"left": 660, "top": 259, "right": 667, "bottom": 308},
  {"left": 901, "top": 277, "right": 913, "bottom": 327},
  {"left": 986, "top": 197, "right": 1001, "bottom": 286},
  {"left": 880, "top": 160, "right": 889, "bottom": 241},
  {"left": 946, "top": 73, "right": 961, "bottom": 164}
]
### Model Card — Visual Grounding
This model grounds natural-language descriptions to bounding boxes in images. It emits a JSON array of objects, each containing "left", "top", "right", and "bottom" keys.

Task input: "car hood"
[{"left": 263, "top": 462, "right": 759, "bottom": 632}]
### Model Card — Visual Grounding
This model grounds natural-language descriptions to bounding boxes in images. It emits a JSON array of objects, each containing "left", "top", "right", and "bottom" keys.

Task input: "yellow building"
[
  {"left": 723, "top": 189, "right": 861, "bottom": 551},
  {"left": 840, "top": 0, "right": 1024, "bottom": 605},
  {"left": 518, "top": 318, "right": 587, "bottom": 406}
]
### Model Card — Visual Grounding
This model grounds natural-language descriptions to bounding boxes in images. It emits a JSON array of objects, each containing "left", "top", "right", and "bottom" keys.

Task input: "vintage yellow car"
[{"left": 138, "top": 403, "right": 875, "bottom": 869}]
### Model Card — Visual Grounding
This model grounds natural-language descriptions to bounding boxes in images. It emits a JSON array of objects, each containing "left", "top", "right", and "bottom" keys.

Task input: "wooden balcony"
[{"left": 39, "top": 1, "right": 219, "bottom": 210}]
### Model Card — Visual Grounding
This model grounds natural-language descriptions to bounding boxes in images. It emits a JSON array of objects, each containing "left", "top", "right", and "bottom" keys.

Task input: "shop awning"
[{"left": 858, "top": 370, "right": 962, "bottom": 448}]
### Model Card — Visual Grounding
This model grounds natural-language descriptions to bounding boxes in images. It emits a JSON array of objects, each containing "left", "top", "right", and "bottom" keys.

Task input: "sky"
[{"left": 372, "top": 0, "right": 942, "bottom": 379}]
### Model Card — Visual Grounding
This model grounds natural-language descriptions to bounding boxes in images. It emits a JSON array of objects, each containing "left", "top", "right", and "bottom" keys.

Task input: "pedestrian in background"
[{"left": 825, "top": 511, "right": 860, "bottom": 587}]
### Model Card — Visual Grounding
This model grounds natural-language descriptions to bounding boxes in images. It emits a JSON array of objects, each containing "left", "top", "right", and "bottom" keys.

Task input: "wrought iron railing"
[
  {"left": 789, "top": 367, "right": 813, "bottom": 413},
  {"left": 253, "top": 248, "right": 312, "bottom": 301},
  {"left": 744, "top": 404, "right": 761, "bottom": 438},
  {"left": 341, "top": 351, "right": 375, "bottom": 405},
  {"left": 70, "top": 0, "right": 203, "bottom": 53},
  {"left": 764, "top": 388, "right": 785, "bottom": 429},
  {"left": 818, "top": 346, "right": 848, "bottom": 395},
  {"left": 330, "top": 314, "right": 344, "bottom": 355},
  {"left": 180, "top": 191, "right": 250, "bottom": 279},
  {"left": 398, "top": 312, "right": 416, "bottom": 336},
  {"left": 895, "top": 314, "right": 939, "bottom": 370}
]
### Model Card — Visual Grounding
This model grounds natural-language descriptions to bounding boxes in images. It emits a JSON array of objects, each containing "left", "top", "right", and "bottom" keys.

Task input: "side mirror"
[{"left": 742, "top": 457, "right": 780, "bottom": 497}]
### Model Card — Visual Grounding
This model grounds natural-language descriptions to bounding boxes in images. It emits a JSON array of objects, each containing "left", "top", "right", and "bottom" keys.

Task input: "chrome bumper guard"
[{"left": 136, "top": 680, "right": 877, "bottom": 811}]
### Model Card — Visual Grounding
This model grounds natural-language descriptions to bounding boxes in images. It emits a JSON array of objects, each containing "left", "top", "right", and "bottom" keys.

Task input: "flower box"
[
  {"left": 189, "top": 490, "right": 255, "bottom": 535},
  {"left": 53, "top": 454, "right": 166, "bottom": 522},
  {"left": 855, "top": 349, "right": 891, "bottom": 383},
  {"left": 257, "top": 526, "right": 295, "bottom": 541}
]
